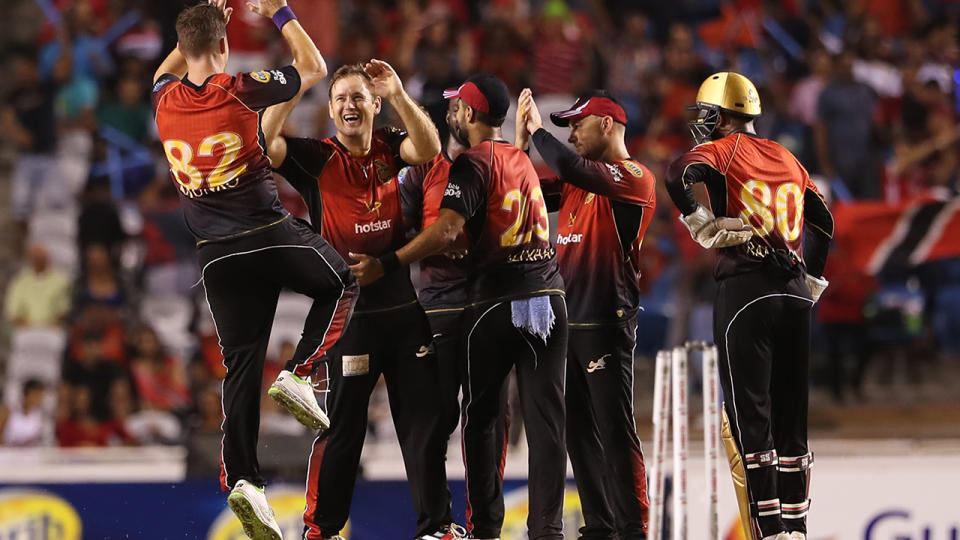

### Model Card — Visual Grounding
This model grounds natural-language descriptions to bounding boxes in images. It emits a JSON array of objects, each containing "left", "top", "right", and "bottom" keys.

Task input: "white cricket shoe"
[
  {"left": 418, "top": 524, "right": 467, "bottom": 539},
  {"left": 761, "top": 534, "right": 791, "bottom": 540},
  {"left": 789, "top": 533, "right": 806, "bottom": 540},
  {"left": 268, "top": 370, "right": 330, "bottom": 430},
  {"left": 227, "top": 480, "right": 283, "bottom": 540}
]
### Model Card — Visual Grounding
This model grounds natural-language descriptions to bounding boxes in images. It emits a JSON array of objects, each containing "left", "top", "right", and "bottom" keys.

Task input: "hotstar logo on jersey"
[
  {"left": 556, "top": 233, "right": 584, "bottom": 245},
  {"left": 355, "top": 219, "right": 392, "bottom": 234}
]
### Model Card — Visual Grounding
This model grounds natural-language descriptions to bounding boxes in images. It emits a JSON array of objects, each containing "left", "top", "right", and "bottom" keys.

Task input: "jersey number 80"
[{"left": 739, "top": 179, "right": 804, "bottom": 242}]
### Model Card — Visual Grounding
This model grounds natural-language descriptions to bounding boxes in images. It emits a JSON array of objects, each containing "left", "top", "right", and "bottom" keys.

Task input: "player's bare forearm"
[
  {"left": 246, "top": 0, "right": 325, "bottom": 88},
  {"left": 393, "top": 92, "right": 440, "bottom": 165},
  {"left": 154, "top": 48, "right": 187, "bottom": 83},
  {"left": 397, "top": 209, "right": 464, "bottom": 265},
  {"left": 282, "top": 21, "right": 327, "bottom": 90},
  {"left": 262, "top": 93, "right": 303, "bottom": 161},
  {"left": 266, "top": 133, "right": 289, "bottom": 167}
]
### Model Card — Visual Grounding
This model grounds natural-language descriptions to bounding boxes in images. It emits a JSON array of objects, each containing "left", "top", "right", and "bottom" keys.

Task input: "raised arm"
[
  {"left": 262, "top": 93, "right": 304, "bottom": 166},
  {"left": 153, "top": 48, "right": 187, "bottom": 84},
  {"left": 247, "top": 0, "right": 326, "bottom": 90},
  {"left": 365, "top": 59, "right": 440, "bottom": 165}
]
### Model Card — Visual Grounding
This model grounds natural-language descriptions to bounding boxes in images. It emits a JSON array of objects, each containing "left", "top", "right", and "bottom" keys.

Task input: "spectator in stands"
[
  {"left": 532, "top": 0, "right": 595, "bottom": 96},
  {"left": 4, "top": 243, "right": 72, "bottom": 328},
  {"left": 2, "top": 48, "right": 69, "bottom": 236},
  {"left": 97, "top": 74, "right": 152, "bottom": 144},
  {"left": 62, "top": 330, "right": 126, "bottom": 421},
  {"left": 78, "top": 182, "right": 125, "bottom": 255},
  {"left": 815, "top": 51, "right": 882, "bottom": 199},
  {"left": 129, "top": 325, "right": 191, "bottom": 413},
  {"left": 75, "top": 244, "right": 125, "bottom": 309},
  {"left": 790, "top": 48, "right": 832, "bottom": 128},
  {"left": 112, "top": 378, "right": 182, "bottom": 445},
  {"left": 600, "top": 11, "right": 660, "bottom": 137},
  {"left": 68, "top": 303, "right": 127, "bottom": 365},
  {"left": 191, "top": 384, "right": 224, "bottom": 435},
  {"left": 0, "top": 379, "right": 50, "bottom": 446},
  {"left": 56, "top": 385, "right": 136, "bottom": 447}
]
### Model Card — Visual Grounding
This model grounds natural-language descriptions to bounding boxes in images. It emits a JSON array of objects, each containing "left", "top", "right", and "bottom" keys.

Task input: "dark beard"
[{"left": 449, "top": 123, "right": 471, "bottom": 147}]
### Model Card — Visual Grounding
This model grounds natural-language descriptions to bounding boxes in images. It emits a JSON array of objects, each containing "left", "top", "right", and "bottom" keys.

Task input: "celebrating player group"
[{"left": 152, "top": 1, "right": 831, "bottom": 540}]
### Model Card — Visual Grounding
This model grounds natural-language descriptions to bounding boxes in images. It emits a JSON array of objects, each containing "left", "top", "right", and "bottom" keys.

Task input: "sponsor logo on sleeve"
[
  {"left": 152, "top": 77, "right": 173, "bottom": 93},
  {"left": 621, "top": 160, "right": 644, "bottom": 177},
  {"left": 605, "top": 163, "right": 624, "bottom": 183},
  {"left": 250, "top": 71, "right": 271, "bottom": 83},
  {"left": 269, "top": 69, "right": 286, "bottom": 84}
]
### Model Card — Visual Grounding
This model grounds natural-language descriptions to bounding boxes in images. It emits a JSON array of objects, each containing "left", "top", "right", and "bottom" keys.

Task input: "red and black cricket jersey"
[
  {"left": 399, "top": 153, "right": 471, "bottom": 311},
  {"left": 152, "top": 67, "right": 300, "bottom": 243},
  {"left": 531, "top": 130, "right": 656, "bottom": 326},
  {"left": 670, "top": 132, "right": 828, "bottom": 279},
  {"left": 441, "top": 140, "right": 564, "bottom": 305},
  {"left": 276, "top": 129, "right": 416, "bottom": 313}
]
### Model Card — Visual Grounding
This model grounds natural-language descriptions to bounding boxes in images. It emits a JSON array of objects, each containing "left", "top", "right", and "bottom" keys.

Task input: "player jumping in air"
[
  {"left": 665, "top": 72, "right": 833, "bottom": 540},
  {"left": 152, "top": 1, "right": 356, "bottom": 538}
]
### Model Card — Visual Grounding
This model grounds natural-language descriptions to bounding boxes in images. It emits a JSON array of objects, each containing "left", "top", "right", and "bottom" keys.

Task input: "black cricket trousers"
[
  {"left": 198, "top": 218, "right": 357, "bottom": 491},
  {"left": 302, "top": 303, "right": 452, "bottom": 539},
  {"left": 461, "top": 294, "right": 568, "bottom": 540},
  {"left": 566, "top": 320, "right": 649, "bottom": 540},
  {"left": 713, "top": 270, "right": 814, "bottom": 538}
]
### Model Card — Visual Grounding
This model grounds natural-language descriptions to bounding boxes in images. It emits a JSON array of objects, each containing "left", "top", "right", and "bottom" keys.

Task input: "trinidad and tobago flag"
[{"left": 832, "top": 197, "right": 960, "bottom": 275}]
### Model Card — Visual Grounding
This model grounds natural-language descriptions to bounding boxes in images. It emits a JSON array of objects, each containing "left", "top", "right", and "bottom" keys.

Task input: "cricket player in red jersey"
[
  {"left": 152, "top": 1, "right": 356, "bottom": 538},
  {"left": 262, "top": 62, "right": 460, "bottom": 540},
  {"left": 398, "top": 97, "right": 471, "bottom": 441},
  {"left": 665, "top": 72, "right": 833, "bottom": 540},
  {"left": 515, "top": 89, "right": 653, "bottom": 540},
  {"left": 353, "top": 73, "right": 568, "bottom": 540}
]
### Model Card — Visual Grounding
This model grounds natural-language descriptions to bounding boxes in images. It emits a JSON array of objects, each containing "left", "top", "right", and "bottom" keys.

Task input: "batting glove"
[
  {"left": 805, "top": 273, "right": 829, "bottom": 303},
  {"left": 680, "top": 206, "right": 754, "bottom": 249}
]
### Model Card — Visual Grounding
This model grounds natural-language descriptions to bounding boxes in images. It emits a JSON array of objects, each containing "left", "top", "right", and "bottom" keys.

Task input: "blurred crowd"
[{"left": 2, "top": 0, "right": 960, "bottom": 449}]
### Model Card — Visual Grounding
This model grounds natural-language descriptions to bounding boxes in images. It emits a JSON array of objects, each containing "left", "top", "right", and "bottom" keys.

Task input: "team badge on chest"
[{"left": 374, "top": 159, "right": 396, "bottom": 184}]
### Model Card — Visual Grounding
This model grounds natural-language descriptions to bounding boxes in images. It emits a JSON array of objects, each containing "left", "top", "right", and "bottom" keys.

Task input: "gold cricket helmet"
[{"left": 688, "top": 72, "right": 761, "bottom": 144}]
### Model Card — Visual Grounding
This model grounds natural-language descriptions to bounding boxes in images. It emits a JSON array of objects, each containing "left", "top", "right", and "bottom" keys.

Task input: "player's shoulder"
[
  {"left": 618, "top": 158, "right": 654, "bottom": 180},
  {"left": 152, "top": 74, "right": 180, "bottom": 94}
]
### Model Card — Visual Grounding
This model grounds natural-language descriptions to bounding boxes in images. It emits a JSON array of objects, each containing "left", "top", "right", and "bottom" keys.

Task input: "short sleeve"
[
  {"left": 151, "top": 73, "right": 179, "bottom": 111},
  {"left": 441, "top": 154, "right": 487, "bottom": 219},
  {"left": 275, "top": 136, "right": 334, "bottom": 194},
  {"left": 399, "top": 162, "right": 428, "bottom": 230},
  {"left": 381, "top": 126, "right": 409, "bottom": 168},
  {"left": 234, "top": 66, "right": 302, "bottom": 110}
]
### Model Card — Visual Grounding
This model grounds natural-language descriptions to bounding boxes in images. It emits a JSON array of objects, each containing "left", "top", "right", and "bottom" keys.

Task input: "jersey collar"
[{"left": 181, "top": 73, "right": 217, "bottom": 91}]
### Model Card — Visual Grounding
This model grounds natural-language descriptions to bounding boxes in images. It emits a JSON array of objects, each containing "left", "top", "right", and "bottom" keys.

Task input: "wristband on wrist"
[
  {"left": 271, "top": 6, "right": 297, "bottom": 30},
  {"left": 378, "top": 251, "right": 400, "bottom": 275}
]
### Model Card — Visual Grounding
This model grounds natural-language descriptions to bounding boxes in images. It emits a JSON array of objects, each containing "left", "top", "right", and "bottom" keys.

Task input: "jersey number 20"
[
  {"left": 739, "top": 180, "right": 804, "bottom": 242},
  {"left": 500, "top": 186, "right": 550, "bottom": 247},
  {"left": 163, "top": 132, "right": 248, "bottom": 191}
]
